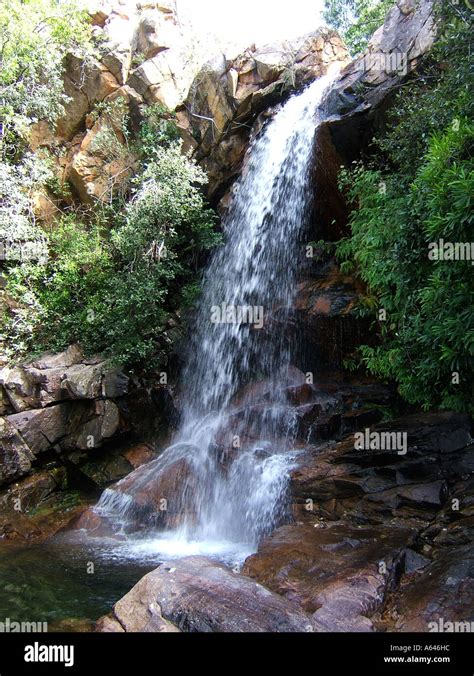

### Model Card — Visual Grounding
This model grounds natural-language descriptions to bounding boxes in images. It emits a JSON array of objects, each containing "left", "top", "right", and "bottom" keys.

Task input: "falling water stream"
[{"left": 92, "top": 70, "right": 338, "bottom": 564}]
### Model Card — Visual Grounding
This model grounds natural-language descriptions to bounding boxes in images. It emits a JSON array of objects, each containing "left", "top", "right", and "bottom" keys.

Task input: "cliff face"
[
  {"left": 45, "top": 8, "right": 350, "bottom": 210},
  {"left": 39, "top": 0, "right": 437, "bottom": 217}
]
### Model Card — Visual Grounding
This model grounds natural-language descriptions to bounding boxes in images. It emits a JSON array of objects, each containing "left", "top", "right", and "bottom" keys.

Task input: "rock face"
[
  {"left": 178, "top": 1, "right": 436, "bottom": 212},
  {"left": 0, "top": 338, "right": 177, "bottom": 518},
  {"left": 0, "top": 418, "right": 35, "bottom": 485},
  {"left": 290, "top": 411, "right": 472, "bottom": 524},
  {"left": 294, "top": 252, "right": 372, "bottom": 370},
  {"left": 244, "top": 522, "right": 414, "bottom": 631},
  {"left": 37, "top": 1, "right": 211, "bottom": 207},
  {"left": 97, "top": 555, "right": 314, "bottom": 632},
  {"left": 182, "top": 30, "right": 350, "bottom": 201}
]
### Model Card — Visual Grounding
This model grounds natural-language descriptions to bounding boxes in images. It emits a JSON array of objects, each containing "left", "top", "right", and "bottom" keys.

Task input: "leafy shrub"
[
  {"left": 5, "top": 143, "right": 219, "bottom": 368},
  {"left": 337, "top": 122, "right": 473, "bottom": 414},
  {"left": 0, "top": 0, "right": 93, "bottom": 158},
  {"left": 335, "top": 2, "right": 473, "bottom": 414}
]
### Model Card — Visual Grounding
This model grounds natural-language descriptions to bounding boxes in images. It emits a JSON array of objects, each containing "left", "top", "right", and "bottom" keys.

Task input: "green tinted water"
[{"left": 0, "top": 539, "right": 157, "bottom": 628}]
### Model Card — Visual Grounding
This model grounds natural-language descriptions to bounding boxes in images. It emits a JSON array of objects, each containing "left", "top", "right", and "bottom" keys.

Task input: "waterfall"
[{"left": 94, "top": 71, "right": 337, "bottom": 558}]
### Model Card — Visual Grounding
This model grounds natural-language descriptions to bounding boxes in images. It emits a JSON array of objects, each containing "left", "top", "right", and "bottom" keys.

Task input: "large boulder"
[
  {"left": 0, "top": 345, "right": 129, "bottom": 411},
  {"left": 97, "top": 555, "right": 315, "bottom": 632},
  {"left": 5, "top": 399, "right": 123, "bottom": 455}
]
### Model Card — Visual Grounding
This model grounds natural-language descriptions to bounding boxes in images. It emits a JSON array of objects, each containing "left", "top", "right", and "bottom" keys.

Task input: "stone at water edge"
[
  {"left": 243, "top": 521, "right": 414, "bottom": 632},
  {"left": 96, "top": 555, "right": 316, "bottom": 632}
]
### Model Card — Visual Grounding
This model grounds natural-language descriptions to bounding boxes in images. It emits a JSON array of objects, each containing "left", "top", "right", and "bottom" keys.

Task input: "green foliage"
[
  {"left": 0, "top": 0, "right": 94, "bottom": 353},
  {"left": 4, "top": 142, "right": 219, "bottom": 368},
  {"left": 337, "top": 121, "right": 473, "bottom": 414},
  {"left": 335, "top": 2, "right": 473, "bottom": 414},
  {"left": 374, "top": 2, "right": 473, "bottom": 182},
  {"left": 137, "top": 103, "right": 180, "bottom": 158},
  {"left": 0, "top": 0, "right": 93, "bottom": 158},
  {"left": 0, "top": 1, "right": 219, "bottom": 370},
  {"left": 323, "top": 0, "right": 394, "bottom": 55},
  {"left": 0, "top": 153, "right": 52, "bottom": 264}
]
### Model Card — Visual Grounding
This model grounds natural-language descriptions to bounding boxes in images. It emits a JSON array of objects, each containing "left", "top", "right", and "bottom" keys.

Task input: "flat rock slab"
[
  {"left": 97, "top": 555, "right": 314, "bottom": 632},
  {"left": 243, "top": 521, "right": 415, "bottom": 631}
]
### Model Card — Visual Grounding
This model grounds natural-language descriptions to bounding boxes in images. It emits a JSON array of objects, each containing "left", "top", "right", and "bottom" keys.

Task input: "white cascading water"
[{"left": 94, "top": 70, "right": 337, "bottom": 560}]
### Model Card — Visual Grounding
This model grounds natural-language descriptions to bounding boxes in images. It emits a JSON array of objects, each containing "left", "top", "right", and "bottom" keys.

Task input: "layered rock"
[
  {"left": 244, "top": 522, "right": 414, "bottom": 631},
  {"left": 0, "top": 345, "right": 130, "bottom": 491}
]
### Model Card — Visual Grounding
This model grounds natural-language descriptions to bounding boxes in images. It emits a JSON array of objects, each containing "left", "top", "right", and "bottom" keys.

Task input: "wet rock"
[
  {"left": 99, "top": 556, "right": 314, "bottom": 632},
  {"left": 48, "top": 617, "right": 94, "bottom": 633},
  {"left": 79, "top": 453, "right": 133, "bottom": 486},
  {"left": 94, "top": 614, "right": 125, "bottom": 632},
  {"left": 390, "top": 545, "right": 474, "bottom": 632},
  {"left": 122, "top": 443, "right": 156, "bottom": 469},
  {"left": 72, "top": 507, "right": 117, "bottom": 538},
  {"left": 0, "top": 509, "right": 42, "bottom": 541},
  {"left": 290, "top": 412, "right": 472, "bottom": 524},
  {"left": 294, "top": 258, "right": 372, "bottom": 369},
  {"left": 0, "top": 498, "right": 87, "bottom": 543},
  {"left": 404, "top": 548, "right": 430, "bottom": 574},
  {"left": 0, "top": 468, "right": 66, "bottom": 512},
  {"left": 243, "top": 521, "right": 413, "bottom": 631},
  {"left": 109, "top": 454, "right": 195, "bottom": 524}
]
